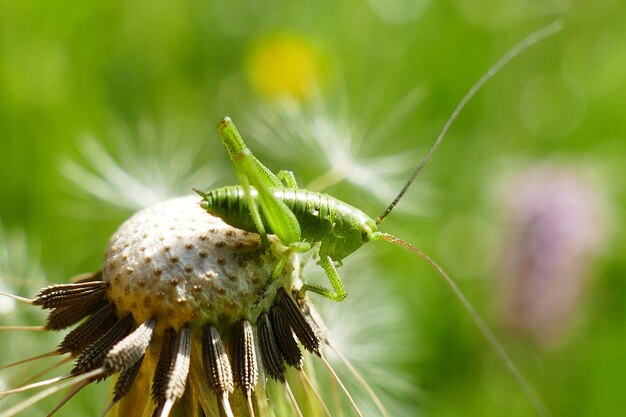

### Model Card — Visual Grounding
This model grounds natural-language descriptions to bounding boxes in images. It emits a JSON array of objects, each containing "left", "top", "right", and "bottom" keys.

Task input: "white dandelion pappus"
[
  {"left": 247, "top": 88, "right": 433, "bottom": 216},
  {"left": 61, "top": 122, "right": 221, "bottom": 211}
]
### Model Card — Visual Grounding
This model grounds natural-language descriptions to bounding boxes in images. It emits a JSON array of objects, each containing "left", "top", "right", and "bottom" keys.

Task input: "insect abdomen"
[{"left": 200, "top": 186, "right": 260, "bottom": 233}]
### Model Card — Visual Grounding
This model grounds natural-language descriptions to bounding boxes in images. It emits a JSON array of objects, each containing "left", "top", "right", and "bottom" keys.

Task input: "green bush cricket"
[{"left": 196, "top": 21, "right": 563, "bottom": 417}]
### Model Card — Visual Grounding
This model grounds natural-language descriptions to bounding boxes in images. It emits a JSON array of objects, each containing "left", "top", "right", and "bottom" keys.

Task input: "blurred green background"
[{"left": 1, "top": 0, "right": 625, "bottom": 416}]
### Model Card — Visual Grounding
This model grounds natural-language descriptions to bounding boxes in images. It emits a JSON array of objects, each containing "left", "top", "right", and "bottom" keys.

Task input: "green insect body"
[{"left": 199, "top": 185, "right": 381, "bottom": 261}]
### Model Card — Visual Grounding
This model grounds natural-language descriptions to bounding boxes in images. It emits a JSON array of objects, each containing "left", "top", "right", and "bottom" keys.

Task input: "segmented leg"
[
  {"left": 277, "top": 170, "right": 299, "bottom": 188},
  {"left": 300, "top": 256, "right": 347, "bottom": 302}
]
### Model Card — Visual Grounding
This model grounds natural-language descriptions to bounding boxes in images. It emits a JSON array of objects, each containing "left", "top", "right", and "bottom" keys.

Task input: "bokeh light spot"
[
  {"left": 246, "top": 33, "right": 323, "bottom": 100},
  {"left": 519, "top": 73, "right": 585, "bottom": 138},
  {"left": 368, "top": 0, "right": 430, "bottom": 25},
  {"left": 562, "top": 31, "right": 626, "bottom": 98}
]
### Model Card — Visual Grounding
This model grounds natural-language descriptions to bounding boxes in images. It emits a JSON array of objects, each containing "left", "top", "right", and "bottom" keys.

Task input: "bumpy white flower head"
[{"left": 104, "top": 195, "right": 296, "bottom": 333}]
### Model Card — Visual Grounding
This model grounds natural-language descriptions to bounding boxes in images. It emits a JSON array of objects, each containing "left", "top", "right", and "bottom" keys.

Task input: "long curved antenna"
[
  {"left": 380, "top": 233, "right": 550, "bottom": 417},
  {"left": 376, "top": 20, "right": 564, "bottom": 224}
]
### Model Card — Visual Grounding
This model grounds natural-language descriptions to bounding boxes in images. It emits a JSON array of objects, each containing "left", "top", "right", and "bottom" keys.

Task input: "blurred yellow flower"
[{"left": 246, "top": 33, "right": 323, "bottom": 100}]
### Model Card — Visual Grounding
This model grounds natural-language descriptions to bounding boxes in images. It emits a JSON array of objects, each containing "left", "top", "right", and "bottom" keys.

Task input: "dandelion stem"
[
  {"left": 328, "top": 342, "right": 391, "bottom": 417},
  {"left": 0, "top": 373, "right": 74, "bottom": 396},
  {"left": 98, "top": 401, "right": 115, "bottom": 417},
  {"left": 0, "top": 368, "right": 103, "bottom": 417},
  {"left": 0, "top": 350, "right": 62, "bottom": 370},
  {"left": 0, "top": 290, "right": 34, "bottom": 304},
  {"left": 0, "top": 325, "right": 46, "bottom": 331},
  {"left": 299, "top": 370, "right": 332, "bottom": 417},
  {"left": 46, "top": 379, "right": 90, "bottom": 417},
  {"left": 320, "top": 355, "right": 364, "bottom": 417},
  {"left": 284, "top": 381, "right": 305, "bottom": 417}
]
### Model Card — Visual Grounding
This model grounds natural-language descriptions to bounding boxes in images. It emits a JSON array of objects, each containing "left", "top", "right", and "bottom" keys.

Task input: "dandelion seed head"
[{"left": 105, "top": 195, "right": 297, "bottom": 332}]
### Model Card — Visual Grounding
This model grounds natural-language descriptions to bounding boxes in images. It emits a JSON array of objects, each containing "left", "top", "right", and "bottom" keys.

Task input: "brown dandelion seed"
[
  {"left": 159, "top": 327, "right": 192, "bottom": 416},
  {"left": 231, "top": 320, "right": 258, "bottom": 400},
  {"left": 103, "top": 319, "right": 156, "bottom": 373},
  {"left": 46, "top": 297, "right": 107, "bottom": 331},
  {"left": 270, "top": 304, "right": 303, "bottom": 369},
  {"left": 278, "top": 288, "right": 321, "bottom": 355},
  {"left": 257, "top": 312, "right": 286, "bottom": 382},
  {"left": 58, "top": 303, "right": 118, "bottom": 355},
  {"left": 112, "top": 353, "right": 144, "bottom": 404},
  {"left": 73, "top": 315, "right": 134, "bottom": 374},
  {"left": 152, "top": 329, "right": 176, "bottom": 406},
  {"left": 203, "top": 325, "right": 234, "bottom": 394},
  {"left": 34, "top": 279, "right": 108, "bottom": 309}
]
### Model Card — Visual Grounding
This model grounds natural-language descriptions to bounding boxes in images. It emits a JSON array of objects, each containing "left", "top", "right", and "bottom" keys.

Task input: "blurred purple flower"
[{"left": 497, "top": 164, "right": 607, "bottom": 345}]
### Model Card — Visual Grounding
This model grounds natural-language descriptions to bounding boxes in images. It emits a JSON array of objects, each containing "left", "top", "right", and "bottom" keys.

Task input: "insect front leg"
[
  {"left": 277, "top": 170, "right": 299, "bottom": 188},
  {"left": 300, "top": 255, "right": 347, "bottom": 302}
]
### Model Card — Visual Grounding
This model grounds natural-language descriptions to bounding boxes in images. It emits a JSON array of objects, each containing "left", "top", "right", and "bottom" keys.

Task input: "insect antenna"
[
  {"left": 379, "top": 233, "right": 551, "bottom": 417},
  {"left": 375, "top": 20, "right": 564, "bottom": 224}
]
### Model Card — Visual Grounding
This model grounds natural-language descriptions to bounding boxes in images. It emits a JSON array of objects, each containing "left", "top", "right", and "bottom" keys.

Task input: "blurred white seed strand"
[{"left": 61, "top": 122, "right": 220, "bottom": 211}]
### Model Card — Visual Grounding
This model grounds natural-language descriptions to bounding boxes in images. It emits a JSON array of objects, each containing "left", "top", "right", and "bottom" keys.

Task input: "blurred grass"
[{"left": 1, "top": 0, "right": 625, "bottom": 416}]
